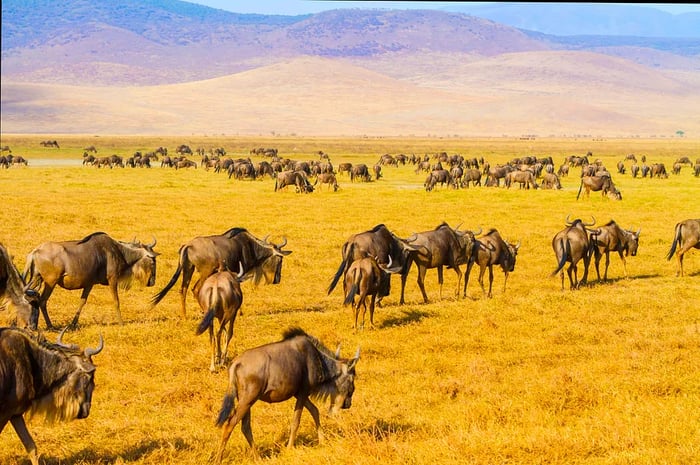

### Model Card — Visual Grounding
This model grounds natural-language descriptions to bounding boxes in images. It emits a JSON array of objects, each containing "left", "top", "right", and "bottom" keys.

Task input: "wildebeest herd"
[{"left": 1, "top": 143, "right": 699, "bottom": 464}]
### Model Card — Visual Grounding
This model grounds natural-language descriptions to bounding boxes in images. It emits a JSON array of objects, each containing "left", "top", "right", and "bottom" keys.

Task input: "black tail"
[
  {"left": 666, "top": 223, "right": 682, "bottom": 260},
  {"left": 151, "top": 245, "right": 186, "bottom": 307},
  {"left": 344, "top": 267, "right": 359, "bottom": 306},
  {"left": 196, "top": 308, "right": 216, "bottom": 335},
  {"left": 328, "top": 244, "right": 353, "bottom": 295},
  {"left": 551, "top": 239, "right": 569, "bottom": 277},
  {"left": 576, "top": 180, "right": 584, "bottom": 200},
  {"left": 216, "top": 394, "right": 235, "bottom": 427}
]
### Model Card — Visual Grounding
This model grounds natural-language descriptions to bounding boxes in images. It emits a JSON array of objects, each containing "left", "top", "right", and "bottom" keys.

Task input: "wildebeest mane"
[
  {"left": 1, "top": 244, "right": 28, "bottom": 311},
  {"left": 222, "top": 227, "right": 248, "bottom": 238},
  {"left": 281, "top": 326, "right": 341, "bottom": 397},
  {"left": 77, "top": 231, "right": 108, "bottom": 244},
  {"left": 368, "top": 223, "right": 386, "bottom": 233}
]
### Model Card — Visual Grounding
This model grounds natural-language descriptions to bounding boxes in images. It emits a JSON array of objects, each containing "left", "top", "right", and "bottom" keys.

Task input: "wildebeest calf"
[
  {"left": 343, "top": 256, "right": 390, "bottom": 329},
  {"left": 666, "top": 218, "right": 700, "bottom": 277},
  {"left": 214, "top": 327, "right": 359, "bottom": 463},
  {"left": 195, "top": 263, "right": 244, "bottom": 372}
]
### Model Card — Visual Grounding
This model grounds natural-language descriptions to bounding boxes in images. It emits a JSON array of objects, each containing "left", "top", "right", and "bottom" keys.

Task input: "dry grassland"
[{"left": 1, "top": 135, "right": 699, "bottom": 465}]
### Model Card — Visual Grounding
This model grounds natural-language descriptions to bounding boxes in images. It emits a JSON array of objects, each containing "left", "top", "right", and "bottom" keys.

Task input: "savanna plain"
[{"left": 0, "top": 135, "right": 699, "bottom": 465}]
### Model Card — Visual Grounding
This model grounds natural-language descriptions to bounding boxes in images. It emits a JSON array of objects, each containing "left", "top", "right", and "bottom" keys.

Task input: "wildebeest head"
[
  {"left": 30, "top": 329, "right": 104, "bottom": 422},
  {"left": 626, "top": 227, "right": 641, "bottom": 257},
  {"left": 329, "top": 345, "right": 360, "bottom": 413},
  {"left": 254, "top": 236, "right": 292, "bottom": 285},
  {"left": 121, "top": 237, "right": 159, "bottom": 288},
  {"left": 0, "top": 243, "right": 40, "bottom": 329}
]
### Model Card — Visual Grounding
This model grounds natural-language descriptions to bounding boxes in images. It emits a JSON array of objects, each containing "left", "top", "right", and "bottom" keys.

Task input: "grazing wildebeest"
[
  {"left": 343, "top": 256, "right": 397, "bottom": 329},
  {"left": 557, "top": 164, "right": 569, "bottom": 177},
  {"left": 541, "top": 172, "right": 562, "bottom": 189},
  {"left": 0, "top": 145, "right": 11, "bottom": 153},
  {"left": 328, "top": 224, "right": 418, "bottom": 305},
  {"left": 337, "top": 162, "right": 353, "bottom": 177},
  {"left": 630, "top": 163, "right": 640, "bottom": 178},
  {"left": 0, "top": 327, "right": 103, "bottom": 465},
  {"left": 23, "top": 232, "right": 158, "bottom": 329},
  {"left": 350, "top": 163, "right": 371, "bottom": 182},
  {"left": 214, "top": 327, "right": 359, "bottom": 463},
  {"left": 314, "top": 172, "right": 339, "bottom": 191},
  {"left": 176, "top": 144, "right": 192, "bottom": 155},
  {"left": 0, "top": 244, "right": 40, "bottom": 329},
  {"left": 151, "top": 228, "right": 291, "bottom": 317},
  {"left": 577, "top": 174, "right": 620, "bottom": 200},
  {"left": 424, "top": 169, "right": 453, "bottom": 191},
  {"left": 460, "top": 168, "right": 482, "bottom": 188},
  {"left": 592, "top": 220, "right": 640, "bottom": 281},
  {"left": 551, "top": 216, "right": 599, "bottom": 290},
  {"left": 650, "top": 163, "right": 668, "bottom": 178},
  {"left": 83, "top": 145, "right": 97, "bottom": 153},
  {"left": 463, "top": 229, "right": 519, "bottom": 298},
  {"left": 40, "top": 140, "right": 59, "bottom": 148},
  {"left": 666, "top": 219, "right": 700, "bottom": 277},
  {"left": 176, "top": 159, "right": 197, "bottom": 169},
  {"left": 694, "top": 162, "right": 700, "bottom": 177},
  {"left": 675, "top": 156, "right": 693, "bottom": 167},
  {"left": 617, "top": 161, "right": 626, "bottom": 174},
  {"left": 195, "top": 263, "right": 245, "bottom": 372},
  {"left": 404, "top": 223, "right": 478, "bottom": 303},
  {"left": 275, "top": 170, "right": 314, "bottom": 192},
  {"left": 505, "top": 170, "right": 538, "bottom": 189}
]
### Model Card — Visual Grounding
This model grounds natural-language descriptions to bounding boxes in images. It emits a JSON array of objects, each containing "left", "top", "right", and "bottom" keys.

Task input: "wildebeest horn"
[
  {"left": 335, "top": 344, "right": 341, "bottom": 359},
  {"left": 147, "top": 236, "right": 157, "bottom": 248},
  {"left": 56, "top": 327, "right": 79, "bottom": 350},
  {"left": 85, "top": 333, "right": 104, "bottom": 358},
  {"left": 636, "top": 227, "right": 641, "bottom": 236},
  {"left": 263, "top": 234, "right": 270, "bottom": 244},
  {"left": 237, "top": 261, "right": 244, "bottom": 279},
  {"left": 473, "top": 226, "right": 483, "bottom": 236},
  {"left": 406, "top": 233, "right": 417, "bottom": 242},
  {"left": 585, "top": 216, "right": 596, "bottom": 227},
  {"left": 565, "top": 214, "right": 573, "bottom": 225},
  {"left": 277, "top": 236, "right": 287, "bottom": 248}
]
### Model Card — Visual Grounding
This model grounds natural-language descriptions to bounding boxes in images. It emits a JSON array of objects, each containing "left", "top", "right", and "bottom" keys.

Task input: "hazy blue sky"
[{"left": 187, "top": 2, "right": 700, "bottom": 16}]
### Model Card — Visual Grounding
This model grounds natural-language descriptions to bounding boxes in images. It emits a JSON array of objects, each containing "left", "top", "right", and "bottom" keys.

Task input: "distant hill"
[{"left": 2, "top": 0, "right": 699, "bottom": 136}]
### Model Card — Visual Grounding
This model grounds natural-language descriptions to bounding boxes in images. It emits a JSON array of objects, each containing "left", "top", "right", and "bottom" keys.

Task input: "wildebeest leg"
[
  {"left": 10, "top": 415, "right": 39, "bottom": 465},
  {"left": 502, "top": 271, "right": 509, "bottom": 294},
  {"left": 677, "top": 252, "right": 684, "bottom": 277},
  {"left": 303, "top": 398, "right": 324, "bottom": 443},
  {"left": 594, "top": 248, "right": 603, "bottom": 281},
  {"left": 618, "top": 251, "right": 628, "bottom": 278},
  {"left": 453, "top": 266, "right": 462, "bottom": 298},
  {"left": 221, "top": 318, "right": 235, "bottom": 368},
  {"left": 416, "top": 265, "right": 429, "bottom": 303},
  {"left": 240, "top": 410, "right": 258, "bottom": 457},
  {"left": 487, "top": 265, "right": 494, "bottom": 298},
  {"left": 369, "top": 294, "right": 376, "bottom": 329},
  {"left": 437, "top": 265, "right": 444, "bottom": 300},
  {"left": 38, "top": 284, "right": 56, "bottom": 330},
  {"left": 179, "top": 263, "right": 196, "bottom": 318},
  {"left": 70, "top": 284, "right": 95, "bottom": 328},
  {"left": 568, "top": 264, "right": 578, "bottom": 289},
  {"left": 217, "top": 401, "right": 255, "bottom": 463},
  {"left": 288, "top": 396, "right": 307, "bottom": 448},
  {"left": 477, "top": 264, "right": 488, "bottom": 297},
  {"left": 209, "top": 322, "right": 217, "bottom": 373}
]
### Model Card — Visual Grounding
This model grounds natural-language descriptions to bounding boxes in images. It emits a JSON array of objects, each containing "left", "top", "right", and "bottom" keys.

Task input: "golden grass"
[{"left": 1, "top": 135, "right": 699, "bottom": 465}]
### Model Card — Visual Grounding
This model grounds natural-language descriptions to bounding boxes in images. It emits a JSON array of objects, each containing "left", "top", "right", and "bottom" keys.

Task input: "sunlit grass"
[{"left": 1, "top": 135, "right": 699, "bottom": 465}]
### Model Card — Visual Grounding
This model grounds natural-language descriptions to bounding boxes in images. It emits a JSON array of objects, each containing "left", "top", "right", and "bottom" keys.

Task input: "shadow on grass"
[
  {"left": 380, "top": 309, "right": 433, "bottom": 328},
  {"left": 360, "top": 418, "right": 416, "bottom": 441},
  {"left": 41, "top": 437, "right": 192, "bottom": 465},
  {"left": 584, "top": 272, "right": 661, "bottom": 285}
]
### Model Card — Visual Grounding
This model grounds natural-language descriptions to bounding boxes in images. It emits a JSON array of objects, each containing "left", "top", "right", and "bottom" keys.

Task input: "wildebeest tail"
[
  {"left": 196, "top": 308, "right": 216, "bottom": 335},
  {"left": 576, "top": 179, "right": 584, "bottom": 200},
  {"left": 343, "top": 268, "right": 359, "bottom": 306},
  {"left": 21, "top": 251, "right": 43, "bottom": 289},
  {"left": 216, "top": 366, "right": 238, "bottom": 427},
  {"left": 666, "top": 223, "right": 682, "bottom": 261},
  {"left": 328, "top": 243, "right": 353, "bottom": 295},
  {"left": 151, "top": 245, "right": 186, "bottom": 306},
  {"left": 551, "top": 239, "right": 569, "bottom": 277}
]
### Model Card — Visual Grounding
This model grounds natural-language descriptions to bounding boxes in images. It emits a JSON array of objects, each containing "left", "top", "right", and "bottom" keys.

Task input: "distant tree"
[{"left": 676, "top": 130, "right": 685, "bottom": 137}]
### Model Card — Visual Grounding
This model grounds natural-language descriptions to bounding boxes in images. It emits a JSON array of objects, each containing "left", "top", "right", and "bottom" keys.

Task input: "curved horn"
[
  {"left": 585, "top": 216, "right": 596, "bottom": 227},
  {"left": 473, "top": 226, "right": 483, "bottom": 236},
  {"left": 454, "top": 222, "right": 463, "bottom": 231},
  {"left": 237, "top": 261, "right": 245, "bottom": 279},
  {"left": 277, "top": 236, "right": 287, "bottom": 248},
  {"left": 406, "top": 233, "right": 418, "bottom": 243},
  {"left": 636, "top": 227, "right": 641, "bottom": 236},
  {"left": 386, "top": 255, "right": 393, "bottom": 269},
  {"left": 565, "top": 214, "right": 573, "bottom": 225},
  {"left": 56, "top": 327, "right": 78, "bottom": 350},
  {"left": 84, "top": 334, "right": 104, "bottom": 358},
  {"left": 354, "top": 345, "right": 361, "bottom": 359},
  {"left": 263, "top": 234, "right": 270, "bottom": 244},
  {"left": 147, "top": 236, "right": 157, "bottom": 248},
  {"left": 335, "top": 343, "right": 341, "bottom": 359}
]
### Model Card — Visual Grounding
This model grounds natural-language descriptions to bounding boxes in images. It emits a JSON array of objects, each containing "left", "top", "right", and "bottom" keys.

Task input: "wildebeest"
[
  {"left": 551, "top": 216, "right": 599, "bottom": 290},
  {"left": 505, "top": 170, "right": 538, "bottom": 189},
  {"left": 337, "top": 162, "right": 353, "bottom": 176},
  {"left": 83, "top": 145, "right": 97, "bottom": 153},
  {"left": 0, "top": 327, "right": 103, "bottom": 465},
  {"left": 275, "top": 170, "right": 314, "bottom": 193},
  {"left": 214, "top": 327, "right": 359, "bottom": 463},
  {"left": 541, "top": 172, "right": 562, "bottom": 189},
  {"left": 592, "top": 220, "right": 640, "bottom": 281},
  {"left": 328, "top": 224, "right": 418, "bottom": 305},
  {"left": 350, "top": 163, "right": 371, "bottom": 182},
  {"left": 630, "top": 163, "right": 640, "bottom": 178},
  {"left": 460, "top": 168, "right": 482, "bottom": 188},
  {"left": 40, "top": 140, "right": 59, "bottom": 148},
  {"left": 343, "top": 256, "right": 394, "bottom": 329},
  {"left": 23, "top": 232, "right": 158, "bottom": 329},
  {"left": 151, "top": 227, "right": 291, "bottom": 317},
  {"left": 577, "top": 174, "right": 621, "bottom": 200},
  {"left": 424, "top": 169, "right": 453, "bottom": 191},
  {"left": 0, "top": 244, "right": 39, "bottom": 329},
  {"left": 666, "top": 219, "right": 700, "bottom": 277},
  {"left": 314, "top": 172, "right": 339, "bottom": 191},
  {"left": 403, "top": 223, "right": 478, "bottom": 303},
  {"left": 694, "top": 162, "right": 700, "bottom": 177},
  {"left": 650, "top": 163, "right": 668, "bottom": 178},
  {"left": 195, "top": 263, "right": 245, "bottom": 372},
  {"left": 463, "top": 229, "right": 519, "bottom": 298}
]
